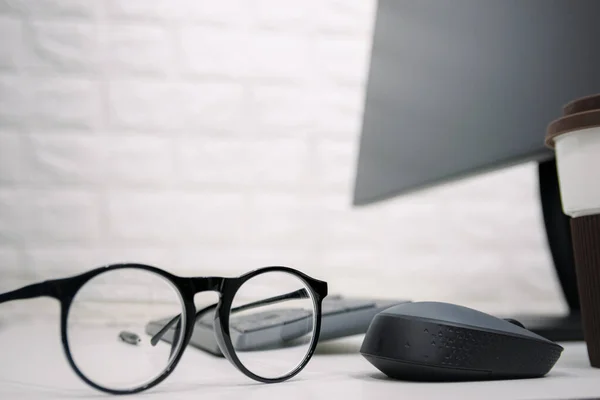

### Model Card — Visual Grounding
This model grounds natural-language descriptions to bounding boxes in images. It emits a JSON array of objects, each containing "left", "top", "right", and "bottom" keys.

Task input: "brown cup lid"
[{"left": 545, "top": 93, "right": 600, "bottom": 148}]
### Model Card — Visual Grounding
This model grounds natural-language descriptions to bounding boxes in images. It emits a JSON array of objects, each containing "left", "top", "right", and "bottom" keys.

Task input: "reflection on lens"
[
  {"left": 66, "top": 267, "right": 186, "bottom": 392},
  {"left": 228, "top": 271, "right": 316, "bottom": 379}
]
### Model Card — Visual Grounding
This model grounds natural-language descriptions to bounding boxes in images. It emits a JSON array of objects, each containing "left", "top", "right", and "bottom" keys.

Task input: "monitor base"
[{"left": 512, "top": 312, "right": 583, "bottom": 342}]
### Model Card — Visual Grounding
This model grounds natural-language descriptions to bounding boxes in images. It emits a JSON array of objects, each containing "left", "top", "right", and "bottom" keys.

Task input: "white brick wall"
[{"left": 0, "top": 0, "right": 567, "bottom": 318}]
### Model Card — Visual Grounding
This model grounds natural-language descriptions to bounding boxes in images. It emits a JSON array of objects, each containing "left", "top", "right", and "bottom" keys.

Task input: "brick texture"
[
  {"left": 0, "top": 15, "right": 23, "bottom": 69},
  {"left": 1, "top": 75, "right": 100, "bottom": 129},
  {"left": 0, "top": 0, "right": 566, "bottom": 318},
  {"left": 0, "top": 0, "right": 99, "bottom": 19},
  {"left": 24, "top": 20, "right": 98, "bottom": 72},
  {"left": 101, "top": 24, "right": 173, "bottom": 75}
]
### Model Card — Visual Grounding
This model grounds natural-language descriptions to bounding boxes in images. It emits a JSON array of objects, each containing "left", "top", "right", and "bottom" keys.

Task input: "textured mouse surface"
[
  {"left": 379, "top": 302, "right": 552, "bottom": 342},
  {"left": 360, "top": 302, "right": 564, "bottom": 381}
]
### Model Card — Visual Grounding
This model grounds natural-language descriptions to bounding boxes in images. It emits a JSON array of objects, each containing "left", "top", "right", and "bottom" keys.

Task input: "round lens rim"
[
  {"left": 60, "top": 264, "right": 193, "bottom": 395},
  {"left": 213, "top": 266, "right": 324, "bottom": 384}
]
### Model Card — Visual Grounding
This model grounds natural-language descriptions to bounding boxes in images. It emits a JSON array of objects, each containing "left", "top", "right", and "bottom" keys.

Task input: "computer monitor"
[{"left": 353, "top": 0, "right": 600, "bottom": 341}]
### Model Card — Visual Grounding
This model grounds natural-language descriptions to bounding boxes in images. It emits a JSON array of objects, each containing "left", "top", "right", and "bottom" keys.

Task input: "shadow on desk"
[{"left": 350, "top": 369, "right": 576, "bottom": 385}]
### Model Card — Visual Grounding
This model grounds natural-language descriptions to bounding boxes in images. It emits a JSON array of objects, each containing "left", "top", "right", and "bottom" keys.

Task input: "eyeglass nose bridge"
[{"left": 189, "top": 276, "right": 225, "bottom": 295}]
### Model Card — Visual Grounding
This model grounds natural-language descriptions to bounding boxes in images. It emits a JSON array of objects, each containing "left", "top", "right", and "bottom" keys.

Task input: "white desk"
[{"left": 1, "top": 320, "right": 599, "bottom": 400}]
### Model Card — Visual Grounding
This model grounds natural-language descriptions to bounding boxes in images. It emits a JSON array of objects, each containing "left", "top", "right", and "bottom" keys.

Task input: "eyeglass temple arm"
[
  {"left": 228, "top": 288, "right": 309, "bottom": 315},
  {"left": 0, "top": 281, "right": 54, "bottom": 305},
  {"left": 150, "top": 288, "right": 309, "bottom": 346},
  {"left": 149, "top": 303, "right": 215, "bottom": 346}
]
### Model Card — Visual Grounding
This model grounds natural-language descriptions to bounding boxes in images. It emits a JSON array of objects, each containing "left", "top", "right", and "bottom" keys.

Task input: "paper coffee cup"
[
  {"left": 546, "top": 95, "right": 600, "bottom": 218},
  {"left": 546, "top": 94, "right": 600, "bottom": 367}
]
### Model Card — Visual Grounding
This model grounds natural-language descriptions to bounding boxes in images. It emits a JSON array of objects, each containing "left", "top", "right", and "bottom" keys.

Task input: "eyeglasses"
[{"left": 0, "top": 263, "right": 328, "bottom": 395}]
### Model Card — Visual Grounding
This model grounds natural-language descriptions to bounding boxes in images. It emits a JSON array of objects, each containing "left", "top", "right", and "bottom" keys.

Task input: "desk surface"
[{"left": 1, "top": 320, "right": 600, "bottom": 400}]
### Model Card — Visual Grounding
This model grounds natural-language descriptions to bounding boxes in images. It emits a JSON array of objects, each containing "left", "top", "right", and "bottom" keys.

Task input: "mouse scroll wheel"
[{"left": 504, "top": 318, "right": 526, "bottom": 329}]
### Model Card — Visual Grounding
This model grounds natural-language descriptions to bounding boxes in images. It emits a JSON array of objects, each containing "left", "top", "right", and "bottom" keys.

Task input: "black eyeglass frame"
[{"left": 0, "top": 263, "right": 328, "bottom": 395}]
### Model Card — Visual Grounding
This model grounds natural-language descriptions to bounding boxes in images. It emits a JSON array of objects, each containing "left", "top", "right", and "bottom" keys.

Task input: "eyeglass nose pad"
[{"left": 169, "top": 319, "right": 183, "bottom": 359}]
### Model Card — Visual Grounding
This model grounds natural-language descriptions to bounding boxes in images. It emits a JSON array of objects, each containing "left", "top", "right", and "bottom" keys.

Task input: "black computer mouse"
[{"left": 360, "top": 301, "right": 563, "bottom": 381}]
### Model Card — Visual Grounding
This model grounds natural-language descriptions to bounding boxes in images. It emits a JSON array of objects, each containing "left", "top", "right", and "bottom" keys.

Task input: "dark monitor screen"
[{"left": 353, "top": 0, "right": 600, "bottom": 206}]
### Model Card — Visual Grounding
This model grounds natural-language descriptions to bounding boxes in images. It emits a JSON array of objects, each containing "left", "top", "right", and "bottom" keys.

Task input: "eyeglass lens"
[
  {"left": 228, "top": 270, "right": 317, "bottom": 379},
  {"left": 66, "top": 268, "right": 186, "bottom": 392}
]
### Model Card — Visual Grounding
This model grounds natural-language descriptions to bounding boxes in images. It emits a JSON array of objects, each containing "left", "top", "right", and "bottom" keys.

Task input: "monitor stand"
[{"left": 512, "top": 158, "right": 583, "bottom": 342}]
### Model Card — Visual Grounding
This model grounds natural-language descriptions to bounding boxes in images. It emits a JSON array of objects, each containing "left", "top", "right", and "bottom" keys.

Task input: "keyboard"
[{"left": 145, "top": 295, "right": 409, "bottom": 356}]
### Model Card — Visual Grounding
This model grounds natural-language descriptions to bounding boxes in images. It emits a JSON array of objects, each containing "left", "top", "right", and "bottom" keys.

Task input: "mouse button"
[
  {"left": 382, "top": 302, "right": 548, "bottom": 341},
  {"left": 379, "top": 302, "right": 487, "bottom": 325},
  {"left": 503, "top": 318, "right": 525, "bottom": 329}
]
